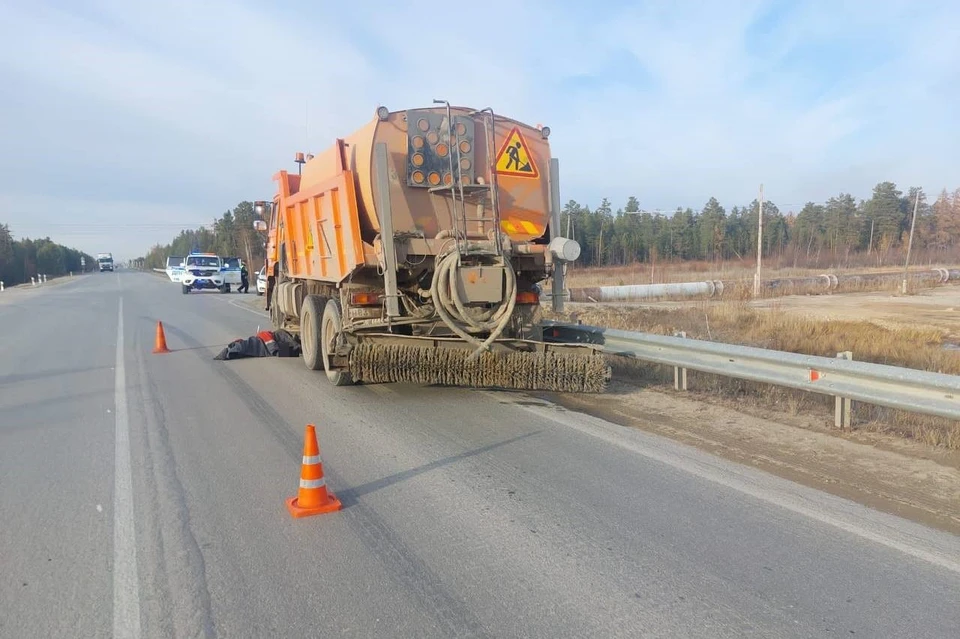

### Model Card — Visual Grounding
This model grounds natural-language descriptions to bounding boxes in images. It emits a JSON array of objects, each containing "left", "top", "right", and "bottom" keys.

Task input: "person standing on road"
[{"left": 238, "top": 264, "right": 249, "bottom": 293}]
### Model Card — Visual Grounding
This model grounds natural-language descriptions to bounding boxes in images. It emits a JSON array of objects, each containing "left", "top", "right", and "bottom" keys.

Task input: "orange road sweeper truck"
[{"left": 253, "top": 100, "right": 609, "bottom": 393}]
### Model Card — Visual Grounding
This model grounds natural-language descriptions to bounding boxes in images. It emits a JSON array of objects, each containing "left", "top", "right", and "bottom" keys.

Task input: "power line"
[{"left": 6, "top": 222, "right": 215, "bottom": 227}]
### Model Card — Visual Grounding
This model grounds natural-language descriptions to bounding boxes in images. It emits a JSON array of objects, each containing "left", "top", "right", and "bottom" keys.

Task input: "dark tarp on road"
[{"left": 213, "top": 329, "right": 301, "bottom": 360}]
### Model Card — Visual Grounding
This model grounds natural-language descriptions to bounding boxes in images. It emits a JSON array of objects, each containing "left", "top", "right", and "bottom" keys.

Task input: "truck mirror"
[{"left": 253, "top": 220, "right": 267, "bottom": 232}]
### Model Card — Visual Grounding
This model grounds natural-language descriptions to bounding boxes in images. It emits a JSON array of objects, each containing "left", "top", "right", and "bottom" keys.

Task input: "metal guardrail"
[{"left": 543, "top": 322, "right": 960, "bottom": 423}]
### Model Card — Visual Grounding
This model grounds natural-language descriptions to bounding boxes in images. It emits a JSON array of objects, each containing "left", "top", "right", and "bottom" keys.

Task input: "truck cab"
[
  {"left": 180, "top": 253, "right": 226, "bottom": 294},
  {"left": 253, "top": 200, "right": 279, "bottom": 307},
  {"left": 253, "top": 200, "right": 279, "bottom": 279},
  {"left": 97, "top": 252, "right": 114, "bottom": 272}
]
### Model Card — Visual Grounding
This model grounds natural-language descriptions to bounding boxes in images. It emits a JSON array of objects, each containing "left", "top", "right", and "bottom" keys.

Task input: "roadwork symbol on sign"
[{"left": 495, "top": 127, "right": 539, "bottom": 178}]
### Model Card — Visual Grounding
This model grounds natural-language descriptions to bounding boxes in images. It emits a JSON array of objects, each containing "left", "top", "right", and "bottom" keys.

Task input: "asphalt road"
[{"left": 2, "top": 271, "right": 959, "bottom": 638}]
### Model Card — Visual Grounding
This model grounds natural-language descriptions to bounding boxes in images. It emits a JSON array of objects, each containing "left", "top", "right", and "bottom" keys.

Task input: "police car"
[
  {"left": 220, "top": 256, "right": 244, "bottom": 291},
  {"left": 165, "top": 256, "right": 185, "bottom": 282},
  {"left": 181, "top": 253, "right": 226, "bottom": 293}
]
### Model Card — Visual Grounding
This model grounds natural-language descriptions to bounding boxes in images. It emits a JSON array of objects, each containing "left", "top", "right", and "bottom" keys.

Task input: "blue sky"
[{"left": 0, "top": 0, "right": 958, "bottom": 260}]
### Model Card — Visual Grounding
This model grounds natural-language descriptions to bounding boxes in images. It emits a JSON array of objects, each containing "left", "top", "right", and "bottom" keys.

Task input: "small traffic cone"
[
  {"left": 152, "top": 321, "right": 171, "bottom": 354},
  {"left": 286, "top": 424, "right": 342, "bottom": 518}
]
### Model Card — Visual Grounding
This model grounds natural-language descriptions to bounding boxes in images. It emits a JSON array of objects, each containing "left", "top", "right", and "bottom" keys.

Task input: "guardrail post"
[
  {"left": 673, "top": 331, "right": 688, "bottom": 391},
  {"left": 835, "top": 351, "right": 853, "bottom": 429}
]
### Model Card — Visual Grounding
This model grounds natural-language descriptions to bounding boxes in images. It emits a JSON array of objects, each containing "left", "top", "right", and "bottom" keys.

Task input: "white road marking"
[
  {"left": 493, "top": 392, "right": 960, "bottom": 576},
  {"left": 223, "top": 297, "right": 270, "bottom": 318},
  {"left": 113, "top": 297, "right": 142, "bottom": 638},
  {"left": 97, "top": 504, "right": 103, "bottom": 513}
]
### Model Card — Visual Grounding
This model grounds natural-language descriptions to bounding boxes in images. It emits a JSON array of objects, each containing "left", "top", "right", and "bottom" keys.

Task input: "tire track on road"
[
  {"left": 131, "top": 324, "right": 217, "bottom": 638},
  {"left": 163, "top": 323, "right": 490, "bottom": 639}
]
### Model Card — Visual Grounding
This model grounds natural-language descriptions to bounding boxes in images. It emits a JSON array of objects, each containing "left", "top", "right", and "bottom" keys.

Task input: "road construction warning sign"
[{"left": 495, "top": 127, "right": 539, "bottom": 178}]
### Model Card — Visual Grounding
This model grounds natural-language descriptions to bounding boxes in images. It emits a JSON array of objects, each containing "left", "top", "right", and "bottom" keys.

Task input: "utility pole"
[
  {"left": 597, "top": 218, "right": 605, "bottom": 266},
  {"left": 901, "top": 189, "right": 921, "bottom": 294},
  {"left": 754, "top": 183, "right": 763, "bottom": 297}
]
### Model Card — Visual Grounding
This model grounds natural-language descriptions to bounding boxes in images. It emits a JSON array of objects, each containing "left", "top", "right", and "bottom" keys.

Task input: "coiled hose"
[{"left": 430, "top": 250, "right": 517, "bottom": 361}]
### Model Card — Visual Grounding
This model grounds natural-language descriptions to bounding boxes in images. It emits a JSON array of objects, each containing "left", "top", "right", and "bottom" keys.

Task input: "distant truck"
[
  {"left": 97, "top": 253, "right": 114, "bottom": 272},
  {"left": 181, "top": 252, "right": 226, "bottom": 293}
]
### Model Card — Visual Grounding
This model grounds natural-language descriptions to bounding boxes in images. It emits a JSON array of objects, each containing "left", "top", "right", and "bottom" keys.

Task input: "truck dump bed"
[{"left": 272, "top": 106, "right": 552, "bottom": 284}]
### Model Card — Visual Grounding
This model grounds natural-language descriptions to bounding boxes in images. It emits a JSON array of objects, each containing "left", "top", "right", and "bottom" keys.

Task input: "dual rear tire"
[{"left": 300, "top": 295, "right": 353, "bottom": 386}]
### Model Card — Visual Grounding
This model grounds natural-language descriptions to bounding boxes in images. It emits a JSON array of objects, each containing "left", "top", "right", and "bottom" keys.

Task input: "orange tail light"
[
  {"left": 350, "top": 291, "right": 381, "bottom": 306},
  {"left": 516, "top": 291, "right": 540, "bottom": 305}
]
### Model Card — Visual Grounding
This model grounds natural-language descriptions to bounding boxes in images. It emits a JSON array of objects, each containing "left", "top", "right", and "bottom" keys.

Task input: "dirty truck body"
[{"left": 258, "top": 103, "right": 608, "bottom": 392}]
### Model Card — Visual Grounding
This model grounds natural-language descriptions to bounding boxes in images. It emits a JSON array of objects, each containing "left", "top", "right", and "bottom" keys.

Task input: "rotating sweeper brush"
[
  {"left": 337, "top": 249, "right": 611, "bottom": 393},
  {"left": 348, "top": 342, "right": 611, "bottom": 393}
]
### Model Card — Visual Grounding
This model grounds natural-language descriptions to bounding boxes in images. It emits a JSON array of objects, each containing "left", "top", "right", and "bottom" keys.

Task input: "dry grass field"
[
  {"left": 548, "top": 289, "right": 960, "bottom": 450},
  {"left": 564, "top": 254, "right": 959, "bottom": 289}
]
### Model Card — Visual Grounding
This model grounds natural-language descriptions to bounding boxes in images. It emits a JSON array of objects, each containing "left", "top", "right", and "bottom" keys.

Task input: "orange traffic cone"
[
  {"left": 152, "top": 321, "right": 170, "bottom": 354},
  {"left": 286, "top": 424, "right": 342, "bottom": 518}
]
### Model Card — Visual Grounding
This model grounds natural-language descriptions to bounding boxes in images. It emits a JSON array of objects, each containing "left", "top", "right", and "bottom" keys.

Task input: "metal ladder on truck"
[{"left": 429, "top": 100, "right": 504, "bottom": 259}]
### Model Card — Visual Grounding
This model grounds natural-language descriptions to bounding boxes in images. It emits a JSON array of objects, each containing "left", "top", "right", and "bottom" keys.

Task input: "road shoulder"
[{"left": 550, "top": 382, "right": 960, "bottom": 536}]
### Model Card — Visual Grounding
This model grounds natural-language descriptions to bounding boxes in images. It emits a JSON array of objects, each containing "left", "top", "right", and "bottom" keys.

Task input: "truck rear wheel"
[
  {"left": 322, "top": 298, "right": 353, "bottom": 386},
  {"left": 300, "top": 295, "right": 327, "bottom": 371}
]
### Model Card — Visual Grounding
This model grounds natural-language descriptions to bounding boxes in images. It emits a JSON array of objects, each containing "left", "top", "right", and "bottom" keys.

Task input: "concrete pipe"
[{"left": 595, "top": 281, "right": 717, "bottom": 302}]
